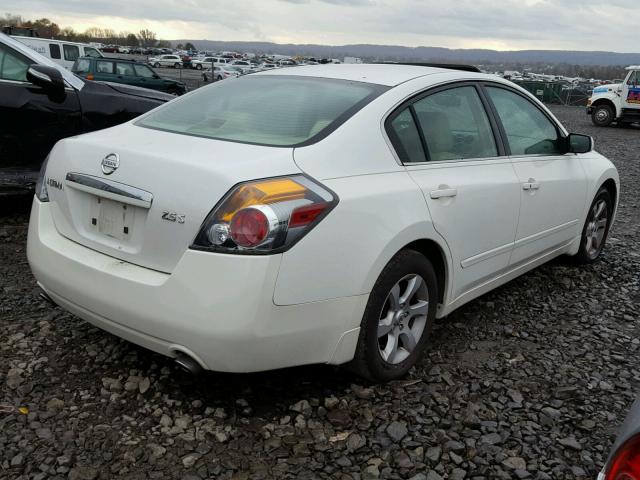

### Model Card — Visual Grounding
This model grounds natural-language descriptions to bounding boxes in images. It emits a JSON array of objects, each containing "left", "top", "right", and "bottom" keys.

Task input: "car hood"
[
  {"left": 98, "top": 81, "right": 175, "bottom": 101},
  {"left": 592, "top": 83, "right": 622, "bottom": 95}
]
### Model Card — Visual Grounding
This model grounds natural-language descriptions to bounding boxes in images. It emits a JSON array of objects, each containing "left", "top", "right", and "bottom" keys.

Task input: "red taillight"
[
  {"left": 606, "top": 434, "right": 640, "bottom": 480},
  {"left": 289, "top": 203, "right": 328, "bottom": 228},
  {"left": 229, "top": 208, "right": 269, "bottom": 248}
]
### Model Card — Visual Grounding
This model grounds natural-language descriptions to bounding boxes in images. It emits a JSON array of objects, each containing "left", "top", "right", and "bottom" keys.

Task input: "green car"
[{"left": 72, "top": 57, "right": 187, "bottom": 95}]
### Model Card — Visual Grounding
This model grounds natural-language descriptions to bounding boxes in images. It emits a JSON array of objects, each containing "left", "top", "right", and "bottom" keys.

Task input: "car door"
[
  {"left": 0, "top": 41, "right": 81, "bottom": 184},
  {"left": 483, "top": 84, "right": 588, "bottom": 265},
  {"left": 387, "top": 83, "right": 521, "bottom": 300},
  {"left": 115, "top": 62, "right": 138, "bottom": 87},
  {"left": 622, "top": 70, "right": 640, "bottom": 111},
  {"left": 133, "top": 63, "right": 162, "bottom": 91},
  {"left": 94, "top": 59, "right": 115, "bottom": 82}
]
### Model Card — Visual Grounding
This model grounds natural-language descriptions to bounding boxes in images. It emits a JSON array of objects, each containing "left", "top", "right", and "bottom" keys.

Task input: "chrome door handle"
[
  {"left": 430, "top": 188, "right": 458, "bottom": 199},
  {"left": 522, "top": 181, "right": 540, "bottom": 191}
]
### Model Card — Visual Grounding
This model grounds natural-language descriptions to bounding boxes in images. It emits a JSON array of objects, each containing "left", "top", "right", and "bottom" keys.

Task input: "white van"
[{"left": 12, "top": 36, "right": 103, "bottom": 69}]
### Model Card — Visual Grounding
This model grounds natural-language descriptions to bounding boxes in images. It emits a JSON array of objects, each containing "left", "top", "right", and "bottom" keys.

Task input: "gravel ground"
[{"left": 1, "top": 106, "right": 638, "bottom": 480}]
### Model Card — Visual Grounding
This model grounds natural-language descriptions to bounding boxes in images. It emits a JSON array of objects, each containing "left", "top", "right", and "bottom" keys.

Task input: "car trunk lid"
[{"left": 45, "top": 124, "right": 300, "bottom": 272}]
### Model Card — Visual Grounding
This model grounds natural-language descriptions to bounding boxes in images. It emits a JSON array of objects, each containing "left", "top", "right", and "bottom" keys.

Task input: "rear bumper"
[{"left": 27, "top": 199, "right": 366, "bottom": 372}]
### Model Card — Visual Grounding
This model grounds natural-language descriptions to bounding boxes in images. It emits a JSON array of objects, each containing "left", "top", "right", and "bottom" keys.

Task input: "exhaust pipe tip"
[
  {"left": 174, "top": 354, "right": 203, "bottom": 376},
  {"left": 39, "top": 291, "right": 57, "bottom": 307}
]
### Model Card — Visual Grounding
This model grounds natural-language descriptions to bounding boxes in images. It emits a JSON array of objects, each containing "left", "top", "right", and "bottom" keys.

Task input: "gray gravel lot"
[{"left": 1, "top": 106, "right": 639, "bottom": 480}]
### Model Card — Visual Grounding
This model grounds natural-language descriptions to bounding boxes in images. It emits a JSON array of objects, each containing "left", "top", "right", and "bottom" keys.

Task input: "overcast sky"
[{"left": 11, "top": 0, "right": 639, "bottom": 52}]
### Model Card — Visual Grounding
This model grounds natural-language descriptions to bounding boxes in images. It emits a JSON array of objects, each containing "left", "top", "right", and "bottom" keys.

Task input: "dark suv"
[
  {"left": 72, "top": 57, "right": 187, "bottom": 95},
  {"left": 0, "top": 33, "right": 173, "bottom": 195}
]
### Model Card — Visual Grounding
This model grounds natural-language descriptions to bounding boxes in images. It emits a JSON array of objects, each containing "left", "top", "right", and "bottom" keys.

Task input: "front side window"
[
  {"left": 96, "top": 61, "right": 114, "bottom": 74},
  {"left": 73, "top": 58, "right": 91, "bottom": 74},
  {"left": 137, "top": 76, "right": 387, "bottom": 147},
  {"left": 49, "top": 44, "right": 61, "bottom": 59},
  {"left": 116, "top": 63, "right": 135, "bottom": 76},
  {"left": 63, "top": 44, "right": 80, "bottom": 62},
  {"left": 627, "top": 71, "right": 638, "bottom": 86},
  {"left": 486, "top": 86, "right": 562, "bottom": 156},
  {"left": 412, "top": 86, "right": 498, "bottom": 162},
  {"left": 134, "top": 64, "right": 155, "bottom": 78},
  {"left": 0, "top": 44, "right": 29, "bottom": 82}
]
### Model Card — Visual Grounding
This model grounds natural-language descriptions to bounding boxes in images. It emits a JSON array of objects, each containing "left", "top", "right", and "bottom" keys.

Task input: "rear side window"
[
  {"left": 0, "top": 44, "right": 29, "bottom": 81},
  {"left": 486, "top": 87, "right": 561, "bottom": 156},
  {"left": 63, "top": 44, "right": 80, "bottom": 62},
  {"left": 73, "top": 58, "right": 91, "bottom": 74},
  {"left": 84, "top": 47, "right": 101, "bottom": 58},
  {"left": 388, "top": 109, "right": 425, "bottom": 163},
  {"left": 116, "top": 63, "right": 135, "bottom": 75},
  {"left": 413, "top": 86, "right": 497, "bottom": 161},
  {"left": 49, "top": 44, "right": 61, "bottom": 59},
  {"left": 137, "top": 76, "right": 387, "bottom": 147},
  {"left": 96, "top": 61, "right": 114, "bottom": 73}
]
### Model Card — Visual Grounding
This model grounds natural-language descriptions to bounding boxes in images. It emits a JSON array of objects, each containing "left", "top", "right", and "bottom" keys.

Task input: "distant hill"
[{"left": 172, "top": 40, "right": 640, "bottom": 66}]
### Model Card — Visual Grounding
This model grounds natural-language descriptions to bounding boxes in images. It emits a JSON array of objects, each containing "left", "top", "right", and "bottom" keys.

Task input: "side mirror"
[
  {"left": 27, "top": 64, "right": 66, "bottom": 95},
  {"left": 566, "top": 133, "right": 593, "bottom": 154}
]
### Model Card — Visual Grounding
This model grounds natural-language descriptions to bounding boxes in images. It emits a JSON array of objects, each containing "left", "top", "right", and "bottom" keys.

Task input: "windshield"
[{"left": 137, "top": 75, "right": 388, "bottom": 147}]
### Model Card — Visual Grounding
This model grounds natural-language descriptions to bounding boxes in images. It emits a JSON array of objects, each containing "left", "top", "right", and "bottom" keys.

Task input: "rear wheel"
[
  {"left": 174, "top": 62, "right": 182, "bottom": 69},
  {"left": 572, "top": 187, "right": 613, "bottom": 264},
  {"left": 348, "top": 250, "right": 437, "bottom": 382},
  {"left": 591, "top": 104, "right": 615, "bottom": 127},
  {"left": 195, "top": 64, "right": 202, "bottom": 70},
  {"left": 153, "top": 62, "right": 160, "bottom": 68},
  {"left": 216, "top": 75, "right": 223, "bottom": 81}
]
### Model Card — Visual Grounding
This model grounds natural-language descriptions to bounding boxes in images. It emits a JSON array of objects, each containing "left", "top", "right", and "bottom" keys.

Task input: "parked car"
[
  {"left": 12, "top": 35, "right": 103, "bottom": 69},
  {"left": 27, "top": 64, "right": 618, "bottom": 381},
  {"left": 212, "top": 65, "right": 241, "bottom": 80},
  {"left": 230, "top": 60, "right": 254, "bottom": 73},
  {"left": 598, "top": 398, "right": 640, "bottom": 479},
  {"left": 191, "top": 57, "right": 229, "bottom": 70},
  {"left": 148, "top": 54, "right": 183, "bottom": 68},
  {"left": 72, "top": 57, "right": 187, "bottom": 95},
  {"left": 0, "top": 32, "right": 173, "bottom": 195}
]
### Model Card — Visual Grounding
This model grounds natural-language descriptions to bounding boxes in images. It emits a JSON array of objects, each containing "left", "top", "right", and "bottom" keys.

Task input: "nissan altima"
[{"left": 27, "top": 64, "right": 619, "bottom": 381}]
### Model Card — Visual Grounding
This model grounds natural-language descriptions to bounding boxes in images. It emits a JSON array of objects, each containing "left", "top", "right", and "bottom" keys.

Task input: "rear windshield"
[{"left": 136, "top": 75, "right": 388, "bottom": 147}]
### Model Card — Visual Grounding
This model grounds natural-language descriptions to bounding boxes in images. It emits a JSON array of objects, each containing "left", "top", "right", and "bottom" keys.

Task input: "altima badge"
[{"left": 101, "top": 153, "right": 120, "bottom": 175}]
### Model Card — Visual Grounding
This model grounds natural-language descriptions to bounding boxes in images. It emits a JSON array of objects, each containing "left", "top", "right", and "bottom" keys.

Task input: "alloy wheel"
[
  {"left": 377, "top": 274, "right": 429, "bottom": 364},
  {"left": 585, "top": 199, "right": 608, "bottom": 259}
]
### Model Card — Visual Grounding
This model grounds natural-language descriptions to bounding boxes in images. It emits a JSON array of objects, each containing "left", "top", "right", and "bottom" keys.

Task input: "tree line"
[{"left": 0, "top": 13, "right": 189, "bottom": 48}]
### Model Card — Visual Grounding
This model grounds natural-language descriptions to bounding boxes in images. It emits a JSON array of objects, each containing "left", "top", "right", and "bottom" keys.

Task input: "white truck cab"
[{"left": 587, "top": 65, "right": 640, "bottom": 126}]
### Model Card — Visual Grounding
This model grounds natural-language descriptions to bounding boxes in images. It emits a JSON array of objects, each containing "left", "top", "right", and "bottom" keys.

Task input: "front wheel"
[
  {"left": 153, "top": 62, "right": 160, "bottom": 68},
  {"left": 348, "top": 249, "right": 438, "bottom": 382},
  {"left": 572, "top": 187, "right": 613, "bottom": 264},
  {"left": 591, "top": 104, "right": 615, "bottom": 127},
  {"left": 195, "top": 64, "right": 202, "bottom": 70}
]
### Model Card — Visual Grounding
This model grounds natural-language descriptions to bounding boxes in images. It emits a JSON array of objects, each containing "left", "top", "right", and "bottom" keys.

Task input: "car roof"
[{"left": 257, "top": 63, "right": 485, "bottom": 87}]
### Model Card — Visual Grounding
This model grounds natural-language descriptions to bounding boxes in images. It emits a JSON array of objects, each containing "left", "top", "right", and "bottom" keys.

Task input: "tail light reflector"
[{"left": 606, "top": 434, "right": 640, "bottom": 480}]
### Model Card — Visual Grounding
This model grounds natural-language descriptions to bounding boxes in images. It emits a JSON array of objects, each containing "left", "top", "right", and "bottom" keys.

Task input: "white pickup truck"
[{"left": 587, "top": 65, "right": 640, "bottom": 126}]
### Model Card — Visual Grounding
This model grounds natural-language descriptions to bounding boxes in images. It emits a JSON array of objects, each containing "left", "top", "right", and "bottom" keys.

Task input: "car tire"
[
  {"left": 216, "top": 75, "right": 223, "bottom": 81},
  {"left": 571, "top": 187, "right": 613, "bottom": 264},
  {"left": 348, "top": 249, "right": 438, "bottom": 382},
  {"left": 195, "top": 64, "right": 202, "bottom": 70},
  {"left": 153, "top": 62, "right": 160, "bottom": 68},
  {"left": 591, "top": 104, "right": 615, "bottom": 127},
  {"left": 174, "top": 63, "right": 182, "bottom": 69}
]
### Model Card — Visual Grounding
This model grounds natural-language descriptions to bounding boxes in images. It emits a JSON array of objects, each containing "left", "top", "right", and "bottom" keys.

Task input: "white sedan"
[{"left": 27, "top": 64, "right": 619, "bottom": 381}]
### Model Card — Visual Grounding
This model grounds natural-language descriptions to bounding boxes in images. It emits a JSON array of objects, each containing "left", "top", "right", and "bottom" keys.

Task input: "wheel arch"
[
  {"left": 592, "top": 97, "right": 620, "bottom": 119},
  {"left": 401, "top": 238, "right": 448, "bottom": 308}
]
